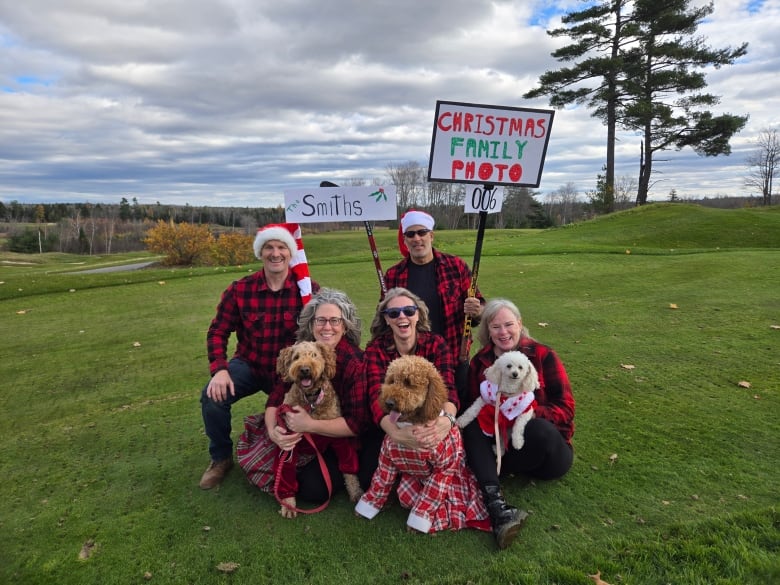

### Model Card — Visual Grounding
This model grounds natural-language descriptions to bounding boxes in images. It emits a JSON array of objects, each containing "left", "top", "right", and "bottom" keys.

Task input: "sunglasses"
[
  {"left": 403, "top": 229, "right": 431, "bottom": 238},
  {"left": 382, "top": 305, "right": 418, "bottom": 319}
]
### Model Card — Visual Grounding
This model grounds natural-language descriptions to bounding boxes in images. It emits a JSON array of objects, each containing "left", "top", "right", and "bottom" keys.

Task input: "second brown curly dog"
[{"left": 379, "top": 355, "right": 449, "bottom": 425}]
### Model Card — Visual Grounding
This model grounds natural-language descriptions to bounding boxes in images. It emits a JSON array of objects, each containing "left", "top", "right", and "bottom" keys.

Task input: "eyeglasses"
[
  {"left": 382, "top": 305, "right": 418, "bottom": 319},
  {"left": 403, "top": 229, "right": 431, "bottom": 239},
  {"left": 313, "top": 317, "right": 343, "bottom": 327}
]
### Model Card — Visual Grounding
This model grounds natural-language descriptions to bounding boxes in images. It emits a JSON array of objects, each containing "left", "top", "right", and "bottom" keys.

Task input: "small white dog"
[{"left": 457, "top": 351, "right": 539, "bottom": 470}]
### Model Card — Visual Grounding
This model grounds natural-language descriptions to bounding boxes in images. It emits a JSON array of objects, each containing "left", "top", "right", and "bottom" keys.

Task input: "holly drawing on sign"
[{"left": 370, "top": 188, "right": 388, "bottom": 202}]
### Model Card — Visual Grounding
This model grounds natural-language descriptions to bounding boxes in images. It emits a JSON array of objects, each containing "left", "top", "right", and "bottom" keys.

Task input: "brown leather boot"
[{"left": 199, "top": 458, "right": 234, "bottom": 490}]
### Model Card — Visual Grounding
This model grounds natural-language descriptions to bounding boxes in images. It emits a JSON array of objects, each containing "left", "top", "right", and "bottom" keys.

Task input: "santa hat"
[
  {"left": 397, "top": 209, "right": 435, "bottom": 256},
  {"left": 253, "top": 223, "right": 312, "bottom": 304}
]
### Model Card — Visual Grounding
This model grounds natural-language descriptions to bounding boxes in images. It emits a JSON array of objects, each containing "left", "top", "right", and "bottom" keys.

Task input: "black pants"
[
  {"left": 462, "top": 417, "right": 573, "bottom": 486},
  {"left": 295, "top": 448, "right": 344, "bottom": 504}
]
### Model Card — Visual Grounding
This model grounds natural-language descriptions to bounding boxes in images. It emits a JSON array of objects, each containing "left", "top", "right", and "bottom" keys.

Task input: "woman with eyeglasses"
[
  {"left": 461, "top": 298, "right": 575, "bottom": 549},
  {"left": 359, "top": 287, "right": 459, "bottom": 487},
  {"left": 237, "top": 288, "right": 369, "bottom": 504}
]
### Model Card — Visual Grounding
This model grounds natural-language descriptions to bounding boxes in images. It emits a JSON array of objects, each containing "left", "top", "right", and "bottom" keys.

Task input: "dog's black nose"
[
  {"left": 385, "top": 399, "right": 396, "bottom": 410},
  {"left": 300, "top": 366, "right": 311, "bottom": 377}
]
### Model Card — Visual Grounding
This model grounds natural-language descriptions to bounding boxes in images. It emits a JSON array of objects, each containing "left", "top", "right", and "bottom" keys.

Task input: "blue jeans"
[{"left": 200, "top": 358, "right": 271, "bottom": 461}]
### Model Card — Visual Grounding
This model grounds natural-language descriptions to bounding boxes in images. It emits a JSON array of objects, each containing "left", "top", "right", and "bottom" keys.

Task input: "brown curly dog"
[
  {"left": 355, "top": 355, "right": 490, "bottom": 534},
  {"left": 379, "top": 355, "right": 448, "bottom": 425},
  {"left": 274, "top": 341, "right": 362, "bottom": 518}
]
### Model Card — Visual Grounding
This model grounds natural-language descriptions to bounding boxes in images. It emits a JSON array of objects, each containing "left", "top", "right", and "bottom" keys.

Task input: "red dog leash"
[{"left": 273, "top": 404, "right": 333, "bottom": 514}]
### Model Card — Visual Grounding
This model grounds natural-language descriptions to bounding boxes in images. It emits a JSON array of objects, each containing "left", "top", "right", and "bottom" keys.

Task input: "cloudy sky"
[{"left": 1, "top": 0, "right": 778, "bottom": 208}]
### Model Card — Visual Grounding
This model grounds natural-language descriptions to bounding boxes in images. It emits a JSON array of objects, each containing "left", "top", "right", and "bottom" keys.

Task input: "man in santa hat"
[
  {"left": 199, "top": 223, "right": 318, "bottom": 490},
  {"left": 385, "top": 209, "right": 484, "bottom": 366}
]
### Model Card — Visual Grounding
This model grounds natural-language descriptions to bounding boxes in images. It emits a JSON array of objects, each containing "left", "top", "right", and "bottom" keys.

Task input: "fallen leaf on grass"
[
  {"left": 669, "top": 303, "right": 679, "bottom": 309},
  {"left": 737, "top": 380, "right": 751, "bottom": 389},
  {"left": 216, "top": 562, "right": 240, "bottom": 574},
  {"left": 609, "top": 453, "right": 618, "bottom": 464},
  {"left": 143, "top": 571, "right": 153, "bottom": 580},
  {"left": 158, "top": 281, "right": 166, "bottom": 285},
  {"left": 132, "top": 341, "right": 142, "bottom": 347},
  {"left": 588, "top": 571, "right": 613, "bottom": 585},
  {"left": 78, "top": 539, "right": 96, "bottom": 560},
  {"left": 620, "top": 364, "right": 635, "bottom": 370},
  {"left": 16, "top": 309, "right": 31, "bottom": 314},
  {"left": 770, "top": 325, "right": 780, "bottom": 330},
  {"left": 537, "top": 322, "right": 548, "bottom": 327}
]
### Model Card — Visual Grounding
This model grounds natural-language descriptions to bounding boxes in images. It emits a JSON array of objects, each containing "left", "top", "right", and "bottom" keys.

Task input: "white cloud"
[{"left": 0, "top": 0, "right": 777, "bottom": 207}]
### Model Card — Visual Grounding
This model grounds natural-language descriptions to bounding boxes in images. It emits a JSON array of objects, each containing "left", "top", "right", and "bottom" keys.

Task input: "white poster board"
[
  {"left": 284, "top": 185, "right": 397, "bottom": 223},
  {"left": 428, "top": 101, "right": 554, "bottom": 188}
]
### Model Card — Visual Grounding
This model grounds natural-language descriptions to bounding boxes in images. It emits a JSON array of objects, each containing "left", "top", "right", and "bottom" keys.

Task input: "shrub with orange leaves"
[
  {"left": 144, "top": 220, "right": 215, "bottom": 266},
  {"left": 211, "top": 232, "right": 255, "bottom": 266}
]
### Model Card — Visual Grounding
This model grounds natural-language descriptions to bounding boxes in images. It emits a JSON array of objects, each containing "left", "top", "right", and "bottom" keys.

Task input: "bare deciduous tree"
[
  {"left": 386, "top": 161, "right": 424, "bottom": 210},
  {"left": 745, "top": 128, "right": 778, "bottom": 206},
  {"left": 546, "top": 182, "right": 579, "bottom": 225}
]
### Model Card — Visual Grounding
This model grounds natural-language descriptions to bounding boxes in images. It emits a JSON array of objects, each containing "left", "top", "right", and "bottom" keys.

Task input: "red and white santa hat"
[
  {"left": 397, "top": 209, "right": 435, "bottom": 256},
  {"left": 253, "top": 223, "right": 312, "bottom": 304}
]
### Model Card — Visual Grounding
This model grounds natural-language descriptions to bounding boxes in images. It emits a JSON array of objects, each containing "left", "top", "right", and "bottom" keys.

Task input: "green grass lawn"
[{"left": 1, "top": 204, "right": 778, "bottom": 584}]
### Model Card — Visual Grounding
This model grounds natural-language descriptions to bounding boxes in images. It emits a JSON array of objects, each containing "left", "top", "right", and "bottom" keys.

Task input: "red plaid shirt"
[
  {"left": 384, "top": 249, "right": 484, "bottom": 362},
  {"left": 358, "top": 426, "right": 490, "bottom": 533},
  {"left": 467, "top": 337, "right": 575, "bottom": 443},
  {"left": 364, "top": 331, "right": 458, "bottom": 426},
  {"left": 268, "top": 337, "right": 369, "bottom": 436},
  {"left": 206, "top": 270, "right": 319, "bottom": 381}
]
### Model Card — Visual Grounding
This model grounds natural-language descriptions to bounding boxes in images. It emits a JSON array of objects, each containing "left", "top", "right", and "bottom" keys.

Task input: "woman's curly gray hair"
[{"left": 296, "top": 288, "right": 362, "bottom": 347}]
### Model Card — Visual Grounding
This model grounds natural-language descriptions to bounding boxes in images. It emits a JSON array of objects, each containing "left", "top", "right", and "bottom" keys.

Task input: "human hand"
[
  {"left": 412, "top": 417, "right": 449, "bottom": 450},
  {"left": 464, "top": 297, "right": 482, "bottom": 317},
  {"left": 206, "top": 369, "right": 235, "bottom": 402},
  {"left": 283, "top": 406, "right": 312, "bottom": 433},
  {"left": 382, "top": 416, "right": 419, "bottom": 449},
  {"left": 269, "top": 423, "right": 302, "bottom": 451}
]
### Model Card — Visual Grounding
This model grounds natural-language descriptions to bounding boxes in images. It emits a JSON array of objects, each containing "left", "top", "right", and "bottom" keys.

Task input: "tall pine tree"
[
  {"left": 624, "top": 0, "right": 747, "bottom": 204},
  {"left": 525, "top": 0, "right": 747, "bottom": 207}
]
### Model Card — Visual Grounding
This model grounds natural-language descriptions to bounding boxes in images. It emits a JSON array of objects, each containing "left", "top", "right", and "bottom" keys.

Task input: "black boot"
[{"left": 481, "top": 484, "right": 528, "bottom": 549}]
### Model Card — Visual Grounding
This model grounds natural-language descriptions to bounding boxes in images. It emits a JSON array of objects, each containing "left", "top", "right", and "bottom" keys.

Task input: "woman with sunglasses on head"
[
  {"left": 237, "top": 288, "right": 369, "bottom": 506},
  {"left": 359, "top": 287, "right": 459, "bottom": 487}
]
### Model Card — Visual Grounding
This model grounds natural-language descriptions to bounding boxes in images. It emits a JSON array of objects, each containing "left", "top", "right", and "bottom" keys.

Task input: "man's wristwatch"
[{"left": 443, "top": 412, "right": 457, "bottom": 428}]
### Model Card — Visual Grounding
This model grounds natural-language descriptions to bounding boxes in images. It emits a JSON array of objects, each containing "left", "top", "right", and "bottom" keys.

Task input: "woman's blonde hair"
[{"left": 477, "top": 298, "right": 530, "bottom": 346}]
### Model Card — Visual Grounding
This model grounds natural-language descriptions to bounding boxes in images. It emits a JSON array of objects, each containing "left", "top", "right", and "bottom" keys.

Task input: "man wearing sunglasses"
[{"left": 384, "top": 209, "right": 484, "bottom": 371}]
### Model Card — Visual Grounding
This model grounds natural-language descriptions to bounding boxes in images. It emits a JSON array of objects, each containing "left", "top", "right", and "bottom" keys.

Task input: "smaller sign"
[
  {"left": 464, "top": 185, "right": 504, "bottom": 214},
  {"left": 284, "top": 186, "right": 397, "bottom": 223}
]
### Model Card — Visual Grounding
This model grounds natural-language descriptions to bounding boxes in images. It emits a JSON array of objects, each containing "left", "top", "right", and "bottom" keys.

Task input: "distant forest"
[{"left": 0, "top": 192, "right": 767, "bottom": 255}]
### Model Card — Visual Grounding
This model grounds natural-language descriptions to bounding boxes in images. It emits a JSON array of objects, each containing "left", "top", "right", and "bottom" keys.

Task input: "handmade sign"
[
  {"left": 428, "top": 101, "right": 554, "bottom": 188},
  {"left": 284, "top": 185, "right": 397, "bottom": 224}
]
